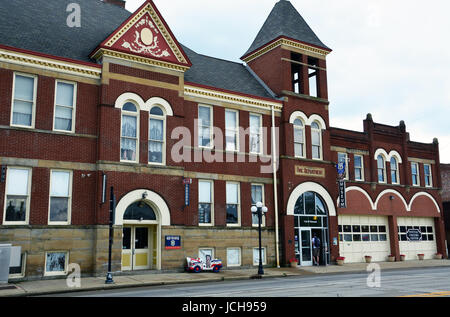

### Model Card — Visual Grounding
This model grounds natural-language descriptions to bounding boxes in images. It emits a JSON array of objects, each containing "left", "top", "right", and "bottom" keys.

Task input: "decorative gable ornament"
[{"left": 90, "top": 0, "right": 191, "bottom": 72}]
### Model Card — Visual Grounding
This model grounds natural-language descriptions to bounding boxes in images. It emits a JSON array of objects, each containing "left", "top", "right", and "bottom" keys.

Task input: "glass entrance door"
[
  {"left": 300, "top": 229, "right": 312, "bottom": 266},
  {"left": 122, "top": 226, "right": 150, "bottom": 271}
]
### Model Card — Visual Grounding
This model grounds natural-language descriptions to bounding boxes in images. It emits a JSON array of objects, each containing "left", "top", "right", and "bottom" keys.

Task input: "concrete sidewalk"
[{"left": 1, "top": 259, "right": 449, "bottom": 297}]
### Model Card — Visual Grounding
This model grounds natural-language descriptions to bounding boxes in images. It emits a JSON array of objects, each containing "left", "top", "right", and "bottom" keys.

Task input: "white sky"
[{"left": 125, "top": 0, "right": 450, "bottom": 163}]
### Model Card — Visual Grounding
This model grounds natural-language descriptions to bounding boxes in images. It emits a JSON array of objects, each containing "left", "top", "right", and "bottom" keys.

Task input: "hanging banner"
[
  {"left": 337, "top": 162, "right": 346, "bottom": 208},
  {"left": 183, "top": 178, "right": 192, "bottom": 207}
]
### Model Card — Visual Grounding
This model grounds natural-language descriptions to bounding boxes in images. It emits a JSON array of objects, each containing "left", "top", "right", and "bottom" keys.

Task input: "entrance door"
[
  {"left": 122, "top": 226, "right": 150, "bottom": 271},
  {"left": 300, "top": 229, "right": 313, "bottom": 266}
]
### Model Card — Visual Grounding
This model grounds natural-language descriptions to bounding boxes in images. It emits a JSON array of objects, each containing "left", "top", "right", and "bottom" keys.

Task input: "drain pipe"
[{"left": 271, "top": 105, "right": 280, "bottom": 268}]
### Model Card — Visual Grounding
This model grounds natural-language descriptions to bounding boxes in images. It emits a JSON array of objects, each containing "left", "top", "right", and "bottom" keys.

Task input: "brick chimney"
[{"left": 103, "top": 0, "right": 126, "bottom": 9}]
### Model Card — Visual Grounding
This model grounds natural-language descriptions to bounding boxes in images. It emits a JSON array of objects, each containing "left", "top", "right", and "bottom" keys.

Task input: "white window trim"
[
  {"left": 424, "top": 163, "right": 433, "bottom": 188},
  {"left": 390, "top": 157, "right": 400, "bottom": 185},
  {"left": 44, "top": 251, "right": 69, "bottom": 276},
  {"left": 354, "top": 154, "right": 364, "bottom": 182},
  {"left": 253, "top": 247, "right": 267, "bottom": 266},
  {"left": 198, "top": 104, "right": 214, "bottom": 149},
  {"left": 10, "top": 72, "right": 37, "bottom": 129},
  {"left": 411, "top": 162, "right": 420, "bottom": 187},
  {"left": 53, "top": 80, "right": 77, "bottom": 133},
  {"left": 377, "top": 155, "right": 387, "bottom": 184},
  {"left": 198, "top": 179, "right": 214, "bottom": 226},
  {"left": 48, "top": 169, "right": 73, "bottom": 225},
  {"left": 148, "top": 107, "right": 167, "bottom": 166},
  {"left": 120, "top": 102, "right": 140, "bottom": 163},
  {"left": 226, "top": 182, "right": 241, "bottom": 227},
  {"left": 8, "top": 252, "right": 27, "bottom": 279},
  {"left": 226, "top": 247, "right": 242, "bottom": 267},
  {"left": 249, "top": 113, "right": 263, "bottom": 155},
  {"left": 198, "top": 248, "right": 214, "bottom": 261},
  {"left": 225, "top": 109, "right": 239, "bottom": 152},
  {"left": 3, "top": 166, "right": 32, "bottom": 225},
  {"left": 251, "top": 183, "right": 266, "bottom": 228},
  {"left": 293, "top": 118, "right": 306, "bottom": 159},
  {"left": 311, "top": 121, "right": 323, "bottom": 160}
]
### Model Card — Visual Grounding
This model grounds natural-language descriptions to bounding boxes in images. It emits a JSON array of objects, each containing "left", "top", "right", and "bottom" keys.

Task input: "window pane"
[
  {"left": 315, "top": 195, "right": 326, "bottom": 215},
  {"left": 250, "top": 134, "right": 260, "bottom": 153},
  {"left": 251, "top": 185, "right": 263, "bottom": 205},
  {"left": 249, "top": 115, "right": 261, "bottom": 134},
  {"left": 227, "top": 249, "right": 240, "bottom": 266},
  {"left": 54, "top": 106, "right": 73, "bottom": 131},
  {"left": 226, "top": 204, "right": 238, "bottom": 224},
  {"left": 226, "top": 183, "right": 238, "bottom": 204},
  {"left": 135, "top": 227, "right": 149, "bottom": 249},
  {"left": 293, "top": 119, "right": 303, "bottom": 126},
  {"left": 294, "top": 128, "right": 303, "bottom": 143},
  {"left": 149, "top": 118, "right": 163, "bottom": 141},
  {"left": 149, "top": 141, "right": 163, "bottom": 163},
  {"left": 377, "top": 156, "right": 384, "bottom": 169},
  {"left": 253, "top": 248, "right": 265, "bottom": 264},
  {"left": 123, "top": 102, "right": 137, "bottom": 112},
  {"left": 12, "top": 100, "right": 32, "bottom": 126},
  {"left": 225, "top": 110, "right": 237, "bottom": 129},
  {"left": 7, "top": 169, "right": 29, "bottom": 195},
  {"left": 225, "top": 132, "right": 237, "bottom": 151},
  {"left": 312, "top": 130, "right": 320, "bottom": 145},
  {"left": 199, "top": 181, "right": 211, "bottom": 203},
  {"left": 150, "top": 106, "right": 163, "bottom": 116},
  {"left": 199, "top": 127, "right": 211, "bottom": 147},
  {"left": 49, "top": 197, "right": 68, "bottom": 222},
  {"left": 199, "top": 107, "right": 211, "bottom": 126},
  {"left": 312, "top": 146, "right": 320, "bottom": 159},
  {"left": 199, "top": 249, "right": 213, "bottom": 263},
  {"left": 56, "top": 82, "right": 74, "bottom": 107},
  {"left": 14, "top": 75, "right": 34, "bottom": 101},
  {"left": 122, "top": 227, "right": 131, "bottom": 250},
  {"left": 198, "top": 204, "right": 211, "bottom": 223},
  {"left": 338, "top": 153, "right": 347, "bottom": 163},
  {"left": 294, "top": 143, "right": 303, "bottom": 157},
  {"left": 5, "top": 197, "right": 27, "bottom": 222},
  {"left": 354, "top": 155, "right": 362, "bottom": 168},
  {"left": 122, "top": 115, "right": 137, "bottom": 138},
  {"left": 50, "top": 171, "right": 70, "bottom": 196},
  {"left": 124, "top": 202, "right": 156, "bottom": 221},
  {"left": 120, "top": 138, "right": 136, "bottom": 161},
  {"left": 46, "top": 252, "right": 66, "bottom": 272},
  {"left": 304, "top": 192, "right": 315, "bottom": 215}
]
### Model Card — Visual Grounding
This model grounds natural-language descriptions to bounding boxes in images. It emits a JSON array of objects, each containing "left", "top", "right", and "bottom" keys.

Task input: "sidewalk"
[{"left": 1, "top": 259, "right": 449, "bottom": 297}]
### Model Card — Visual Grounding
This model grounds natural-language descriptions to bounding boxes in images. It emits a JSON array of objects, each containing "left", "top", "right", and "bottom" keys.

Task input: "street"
[{"left": 50, "top": 266, "right": 450, "bottom": 297}]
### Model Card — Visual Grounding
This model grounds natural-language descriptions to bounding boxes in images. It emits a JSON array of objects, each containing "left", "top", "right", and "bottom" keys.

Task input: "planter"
[
  {"left": 400, "top": 255, "right": 406, "bottom": 261},
  {"left": 388, "top": 256, "right": 395, "bottom": 262},
  {"left": 435, "top": 254, "right": 443, "bottom": 260},
  {"left": 336, "top": 259, "right": 345, "bottom": 266},
  {"left": 290, "top": 261, "right": 298, "bottom": 268},
  {"left": 364, "top": 256, "right": 372, "bottom": 263},
  {"left": 418, "top": 254, "right": 425, "bottom": 260}
]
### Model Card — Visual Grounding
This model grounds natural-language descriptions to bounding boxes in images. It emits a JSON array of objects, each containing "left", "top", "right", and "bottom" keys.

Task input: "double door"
[
  {"left": 122, "top": 226, "right": 151, "bottom": 271},
  {"left": 295, "top": 228, "right": 329, "bottom": 266}
]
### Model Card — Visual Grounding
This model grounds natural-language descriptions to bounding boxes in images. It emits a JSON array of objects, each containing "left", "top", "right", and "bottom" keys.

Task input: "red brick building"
[{"left": 0, "top": 0, "right": 446, "bottom": 279}]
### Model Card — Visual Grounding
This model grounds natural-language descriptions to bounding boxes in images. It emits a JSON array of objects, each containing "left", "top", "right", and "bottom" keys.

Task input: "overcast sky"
[{"left": 125, "top": 0, "right": 450, "bottom": 163}]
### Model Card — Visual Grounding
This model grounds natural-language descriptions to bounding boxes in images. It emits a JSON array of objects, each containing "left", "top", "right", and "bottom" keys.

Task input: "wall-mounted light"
[
  {"left": 389, "top": 195, "right": 395, "bottom": 201},
  {"left": 142, "top": 191, "right": 148, "bottom": 200}
]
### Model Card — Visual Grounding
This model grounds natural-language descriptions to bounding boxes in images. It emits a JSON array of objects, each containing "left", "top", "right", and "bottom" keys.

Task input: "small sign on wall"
[
  {"left": 165, "top": 235, "right": 182, "bottom": 249},
  {"left": 295, "top": 166, "right": 325, "bottom": 178}
]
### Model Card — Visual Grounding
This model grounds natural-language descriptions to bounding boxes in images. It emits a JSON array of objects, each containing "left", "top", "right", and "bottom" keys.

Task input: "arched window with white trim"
[
  {"left": 377, "top": 155, "right": 386, "bottom": 183},
  {"left": 149, "top": 105, "right": 166, "bottom": 165},
  {"left": 390, "top": 157, "right": 399, "bottom": 184},
  {"left": 293, "top": 118, "right": 305, "bottom": 158},
  {"left": 120, "top": 102, "right": 139, "bottom": 162},
  {"left": 311, "top": 121, "right": 322, "bottom": 160}
]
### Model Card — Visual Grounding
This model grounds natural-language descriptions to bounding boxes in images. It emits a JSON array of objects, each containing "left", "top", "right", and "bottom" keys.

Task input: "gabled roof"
[{"left": 242, "top": 0, "right": 330, "bottom": 58}]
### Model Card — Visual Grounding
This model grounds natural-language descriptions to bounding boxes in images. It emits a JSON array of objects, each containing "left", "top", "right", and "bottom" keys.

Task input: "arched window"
[
  {"left": 311, "top": 121, "right": 322, "bottom": 160},
  {"left": 377, "top": 155, "right": 386, "bottom": 183},
  {"left": 121, "top": 102, "right": 139, "bottom": 162},
  {"left": 294, "top": 192, "right": 328, "bottom": 216},
  {"left": 123, "top": 201, "right": 156, "bottom": 221},
  {"left": 390, "top": 157, "right": 399, "bottom": 184},
  {"left": 149, "top": 105, "right": 165, "bottom": 165},
  {"left": 293, "top": 118, "right": 305, "bottom": 158}
]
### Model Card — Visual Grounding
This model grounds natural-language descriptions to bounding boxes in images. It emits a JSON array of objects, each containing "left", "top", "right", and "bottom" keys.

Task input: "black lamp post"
[
  {"left": 105, "top": 186, "right": 115, "bottom": 284},
  {"left": 251, "top": 202, "right": 268, "bottom": 276}
]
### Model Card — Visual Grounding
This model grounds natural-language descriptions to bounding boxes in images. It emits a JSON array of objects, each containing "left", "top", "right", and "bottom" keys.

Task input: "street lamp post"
[{"left": 251, "top": 202, "right": 268, "bottom": 276}]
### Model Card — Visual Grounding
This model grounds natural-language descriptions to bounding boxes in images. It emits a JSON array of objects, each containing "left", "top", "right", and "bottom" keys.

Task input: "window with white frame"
[
  {"left": 225, "top": 109, "right": 239, "bottom": 152},
  {"left": 120, "top": 102, "right": 139, "bottom": 162},
  {"left": 354, "top": 155, "right": 364, "bottom": 181},
  {"left": 293, "top": 118, "right": 305, "bottom": 158},
  {"left": 377, "top": 155, "right": 386, "bottom": 183},
  {"left": 54, "top": 81, "right": 76, "bottom": 132},
  {"left": 149, "top": 106, "right": 165, "bottom": 164},
  {"left": 311, "top": 121, "right": 322, "bottom": 159},
  {"left": 390, "top": 157, "right": 399, "bottom": 184},
  {"left": 11, "top": 73, "right": 36, "bottom": 128},
  {"left": 249, "top": 113, "right": 262, "bottom": 154},
  {"left": 9, "top": 252, "right": 26, "bottom": 278},
  {"left": 226, "top": 182, "right": 240, "bottom": 225},
  {"left": 424, "top": 164, "right": 432, "bottom": 187},
  {"left": 411, "top": 162, "right": 420, "bottom": 186},
  {"left": 253, "top": 247, "right": 267, "bottom": 265},
  {"left": 198, "top": 248, "right": 214, "bottom": 265},
  {"left": 45, "top": 251, "right": 68, "bottom": 276},
  {"left": 338, "top": 152, "right": 349, "bottom": 179},
  {"left": 251, "top": 184, "right": 265, "bottom": 226},
  {"left": 198, "top": 105, "right": 213, "bottom": 148},
  {"left": 4, "top": 167, "right": 31, "bottom": 224},
  {"left": 198, "top": 180, "right": 213, "bottom": 225},
  {"left": 49, "top": 170, "right": 72, "bottom": 224},
  {"left": 227, "top": 248, "right": 241, "bottom": 267}
]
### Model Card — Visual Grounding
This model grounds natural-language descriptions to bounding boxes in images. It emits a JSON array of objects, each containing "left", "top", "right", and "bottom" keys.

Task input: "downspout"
[{"left": 271, "top": 105, "right": 280, "bottom": 268}]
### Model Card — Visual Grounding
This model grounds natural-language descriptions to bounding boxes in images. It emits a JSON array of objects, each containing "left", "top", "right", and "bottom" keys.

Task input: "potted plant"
[
  {"left": 400, "top": 254, "right": 406, "bottom": 261},
  {"left": 387, "top": 255, "right": 395, "bottom": 262},
  {"left": 417, "top": 253, "right": 425, "bottom": 260},
  {"left": 435, "top": 253, "right": 443, "bottom": 260},
  {"left": 289, "top": 258, "right": 299, "bottom": 267},
  {"left": 364, "top": 255, "right": 372, "bottom": 263},
  {"left": 336, "top": 256, "right": 345, "bottom": 266}
]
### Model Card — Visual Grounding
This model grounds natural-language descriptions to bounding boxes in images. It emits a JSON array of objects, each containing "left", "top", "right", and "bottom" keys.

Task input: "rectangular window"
[
  {"left": 54, "top": 81, "right": 76, "bottom": 132},
  {"left": 198, "top": 248, "right": 214, "bottom": 264},
  {"left": 227, "top": 248, "right": 241, "bottom": 267},
  {"left": 49, "top": 170, "right": 72, "bottom": 224},
  {"left": 338, "top": 152, "right": 349, "bottom": 179},
  {"left": 149, "top": 117, "right": 164, "bottom": 164},
  {"left": 45, "top": 251, "right": 68, "bottom": 276},
  {"left": 308, "top": 56, "right": 319, "bottom": 98},
  {"left": 411, "top": 162, "right": 420, "bottom": 186},
  {"left": 121, "top": 114, "right": 138, "bottom": 162},
  {"left": 251, "top": 184, "right": 265, "bottom": 227},
  {"left": 249, "top": 113, "right": 262, "bottom": 154},
  {"left": 311, "top": 124, "right": 322, "bottom": 159},
  {"left": 9, "top": 252, "right": 26, "bottom": 278},
  {"left": 11, "top": 73, "right": 36, "bottom": 128},
  {"left": 253, "top": 247, "right": 266, "bottom": 266},
  {"left": 198, "top": 180, "right": 213, "bottom": 225},
  {"left": 225, "top": 109, "right": 239, "bottom": 152},
  {"left": 424, "top": 164, "right": 432, "bottom": 187},
  {"left": 354, "top": 155, "right": 364, "bottom": 181},
  {"left": 198, "top": 105, "right": 213, "bottom": 148},
  {"left": 4, "top": 167, "right": 31, "bottom": 224},
  {"left": 226, "top": 182, "right": 240, "bottom": 226}
]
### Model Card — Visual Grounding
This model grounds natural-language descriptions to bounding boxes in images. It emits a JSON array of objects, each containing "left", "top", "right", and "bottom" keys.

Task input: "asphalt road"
[{"left": 49, "top": 266, "right": 450, "bottom": 297}]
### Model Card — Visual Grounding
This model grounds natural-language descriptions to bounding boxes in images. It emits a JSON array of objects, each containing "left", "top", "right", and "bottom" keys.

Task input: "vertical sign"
[
  {"left": 337, "top": 162, "right": 347, "bottom": 208},
  {"left": 101, "top": 173, "right": 107, "bottom": 204},
  {"left": 183, "top": 178, "right": 192, "bottom": 207}
]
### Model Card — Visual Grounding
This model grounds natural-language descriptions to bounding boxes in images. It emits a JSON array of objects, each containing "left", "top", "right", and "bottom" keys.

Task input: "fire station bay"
[{"left": 0, "top": 0, "right": 446, "bottom": 280}]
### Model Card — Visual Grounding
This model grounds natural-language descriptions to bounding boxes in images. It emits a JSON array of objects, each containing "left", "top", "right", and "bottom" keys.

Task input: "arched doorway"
[
  {"left": 115, "top": 189, "right": 171, "bottom": 271},
  {"left": 293, "top": 192, "right": 330, "bottom": 266}
]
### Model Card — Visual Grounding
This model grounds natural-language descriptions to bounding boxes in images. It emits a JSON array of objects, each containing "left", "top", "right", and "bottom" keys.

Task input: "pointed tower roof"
[{"left": 242, "top": 0, "right": 330, "bottom": 59}]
